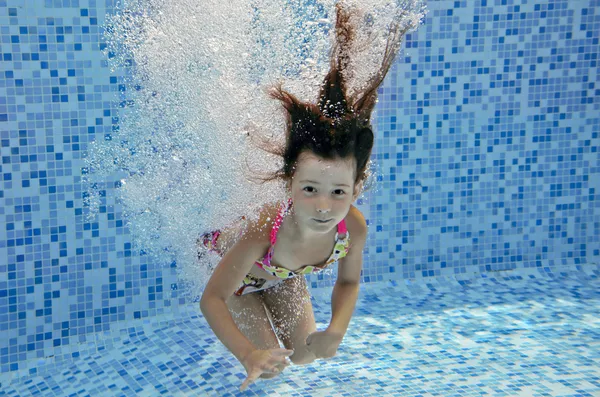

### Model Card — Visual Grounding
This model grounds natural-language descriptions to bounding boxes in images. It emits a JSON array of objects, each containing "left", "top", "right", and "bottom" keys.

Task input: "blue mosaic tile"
[
  {"left": 0, "top": 0, "right": 599, "bottom": 382},
  {"left": 1, "top": 264, "right": 599, "bottom": 396}
]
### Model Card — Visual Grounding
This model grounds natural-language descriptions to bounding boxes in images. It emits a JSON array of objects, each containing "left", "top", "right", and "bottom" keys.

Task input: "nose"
[{"left": 316, "top": 197, "right": 331, "bottom": 214}]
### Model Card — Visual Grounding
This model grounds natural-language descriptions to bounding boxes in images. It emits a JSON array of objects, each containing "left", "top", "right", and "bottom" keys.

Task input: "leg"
[
  {"left": 226, "top": 292, "right": 283, "bottom": 379},
  {"left": 261, "top": 276, "right": 317, "bottom": 365}
]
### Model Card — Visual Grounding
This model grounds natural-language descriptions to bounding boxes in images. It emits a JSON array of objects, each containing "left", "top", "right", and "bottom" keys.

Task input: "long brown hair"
[{"left": 246, "top": 3, "right": 413, "bottom": 190}]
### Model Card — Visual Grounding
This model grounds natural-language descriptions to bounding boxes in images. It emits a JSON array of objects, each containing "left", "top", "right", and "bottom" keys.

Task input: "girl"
[{"left": 199, "top": 3, "right": 414, "bottom": 391}]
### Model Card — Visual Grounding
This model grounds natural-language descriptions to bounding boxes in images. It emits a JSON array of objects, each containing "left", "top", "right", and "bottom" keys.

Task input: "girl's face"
[{"left": 288, "top": 151, "right": 362, "bottom": 237}]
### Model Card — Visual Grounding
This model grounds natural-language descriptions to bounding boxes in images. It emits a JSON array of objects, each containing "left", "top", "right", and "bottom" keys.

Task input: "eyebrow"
[{"left": 299, "top": 180, "right": 351, "bottom": 188}]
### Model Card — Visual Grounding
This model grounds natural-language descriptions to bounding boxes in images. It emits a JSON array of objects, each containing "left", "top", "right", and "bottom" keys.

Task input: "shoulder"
[
  {"left": 240, "top": 200, "right": 281, "bottom": 245},
  {"left": 345, "top": 205, "right": 367, "bottom": 240},
  {"left": 202, "top": 202, "right": 279, "bottom": 298}
]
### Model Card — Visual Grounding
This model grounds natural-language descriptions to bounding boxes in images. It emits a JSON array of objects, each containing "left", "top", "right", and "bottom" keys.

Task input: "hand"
[
  {"left": 239, "top": 348, "right": 293, "bottom": 391},
  {"left": 305, "top": 329, "right": 343, "bottom": 359}
]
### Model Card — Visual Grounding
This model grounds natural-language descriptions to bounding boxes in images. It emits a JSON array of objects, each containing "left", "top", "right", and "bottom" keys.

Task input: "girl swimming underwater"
[{"left": 199, "top": 2, "right": 415, "bottom": 391}]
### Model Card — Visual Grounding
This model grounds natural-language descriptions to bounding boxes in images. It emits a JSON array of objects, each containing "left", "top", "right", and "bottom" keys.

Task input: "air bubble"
[{"left": 85, "top": 0, "right": 426, "bottom": 300}]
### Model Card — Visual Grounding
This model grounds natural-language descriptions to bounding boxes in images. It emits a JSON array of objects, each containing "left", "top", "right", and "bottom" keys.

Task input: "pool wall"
[{"left": 1, "top": 0, "right": 598, "bottom": 374}]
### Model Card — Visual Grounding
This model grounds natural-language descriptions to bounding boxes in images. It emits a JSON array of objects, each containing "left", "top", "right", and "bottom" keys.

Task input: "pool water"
[{"left": 1, "top": 263, "right": 598, "bottom": 396}]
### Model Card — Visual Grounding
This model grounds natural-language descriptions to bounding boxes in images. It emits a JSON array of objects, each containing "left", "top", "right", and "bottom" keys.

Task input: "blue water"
[
  {"left": 1, "top": 0, "right": 599, "bottom": 396},
  {"left": 2, "top": 264, "right": 599, "bottom": 396}
]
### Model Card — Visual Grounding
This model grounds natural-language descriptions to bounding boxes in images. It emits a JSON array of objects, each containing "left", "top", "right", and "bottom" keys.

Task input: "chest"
[
  {"left": 269, "top": 232, "right": 336, "bottom": 272},
  {"left": 248, "top": 234, "right": 336, "bottom": 281}
]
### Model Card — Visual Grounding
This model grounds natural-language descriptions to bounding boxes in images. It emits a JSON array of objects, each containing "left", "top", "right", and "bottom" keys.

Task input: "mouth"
[{"left": 313, "top": 218, "right": 332, "bottom": 224}]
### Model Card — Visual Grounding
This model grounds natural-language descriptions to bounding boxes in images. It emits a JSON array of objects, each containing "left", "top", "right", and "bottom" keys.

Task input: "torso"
[
  {"left": 220, "top": 201, "right": 356, "bottom": 282},
  {"left": 250, "top": 213, "right": 342, "bottom": 281}
]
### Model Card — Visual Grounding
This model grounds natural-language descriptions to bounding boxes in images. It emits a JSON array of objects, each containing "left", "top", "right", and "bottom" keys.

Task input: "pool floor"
[{"left": 1, "top": 264, "right": 599, "bottom": 396}]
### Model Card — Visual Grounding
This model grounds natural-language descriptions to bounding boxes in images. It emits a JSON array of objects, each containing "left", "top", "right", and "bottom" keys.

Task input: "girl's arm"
[
  {"left": 306, "top": 208, "right": 368, "bottom": 358},
  {"left": 199, "top": 210, "right": 271, "bottom": 363},
  {"left": 328, "top": 210, "right": 368, "bottom": 335}
]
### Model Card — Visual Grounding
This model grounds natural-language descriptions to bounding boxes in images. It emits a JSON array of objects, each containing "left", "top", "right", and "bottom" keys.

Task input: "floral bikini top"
[{"left": 254, "top": 198, "right": 351, "bottom": 279}]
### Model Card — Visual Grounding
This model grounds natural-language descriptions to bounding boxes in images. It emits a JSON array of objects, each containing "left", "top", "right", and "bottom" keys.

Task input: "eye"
[{"left": 303, "top": 187, "right": 346, "bottom": 195}]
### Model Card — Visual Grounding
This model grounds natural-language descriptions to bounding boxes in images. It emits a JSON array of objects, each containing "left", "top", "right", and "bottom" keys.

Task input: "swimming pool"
[
  {"left": 1, "top": 0, "right": 599, "bottom": 396},
  {"left": 2, "top": 264, "right": 598, "bottom": 396}
]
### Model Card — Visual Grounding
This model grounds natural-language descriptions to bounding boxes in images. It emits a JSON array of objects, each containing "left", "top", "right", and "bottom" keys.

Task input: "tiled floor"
[{"left": 1, "top": 264, "right": 599, "bottom": 397}]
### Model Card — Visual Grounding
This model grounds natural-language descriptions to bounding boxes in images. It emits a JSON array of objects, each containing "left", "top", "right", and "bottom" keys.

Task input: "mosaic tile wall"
[
  {"left": 343, "top": 0, "right": 600, "bottom": 287},
  {"left": 0, "top": 0, "right": 598, "bottom": 374}
]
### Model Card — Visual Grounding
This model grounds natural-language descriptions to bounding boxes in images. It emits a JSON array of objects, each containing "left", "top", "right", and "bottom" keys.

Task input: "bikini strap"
[
  {"left": 337, "top": 219, "right": 348, "bottom": 235},
  {"left": 269, "top": 198, "right": 292, "bottom": 245}
]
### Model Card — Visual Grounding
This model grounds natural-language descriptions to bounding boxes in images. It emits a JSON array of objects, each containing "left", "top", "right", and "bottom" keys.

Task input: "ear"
[{"left": 353, "top": 180, "right": 364, "bottom": 200}]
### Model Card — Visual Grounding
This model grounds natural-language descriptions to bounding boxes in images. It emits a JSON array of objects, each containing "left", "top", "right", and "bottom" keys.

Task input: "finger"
[
  {"left": 271, "top": 352, "right": 292, "bottom": 362},
  {"left": 271, "top": 361, "right": 290, "bottom": 370},
  {"left": 274, "top": 356, "right": 290, "bottom": 366},
  {"left": 274, "top": 354, "right": 291, "bottom": 365},
  {"left": 240, "top": 370, "right": 260, "bottom": 391},
  {"left": 265, "top": 358, "right": 287, "bottom": 369},
  {"left": 272, "top": 348, "right": 294, "bottom": 357},
  {"left": 260, "top": 365, "right": 278, "bottom": 375}
]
